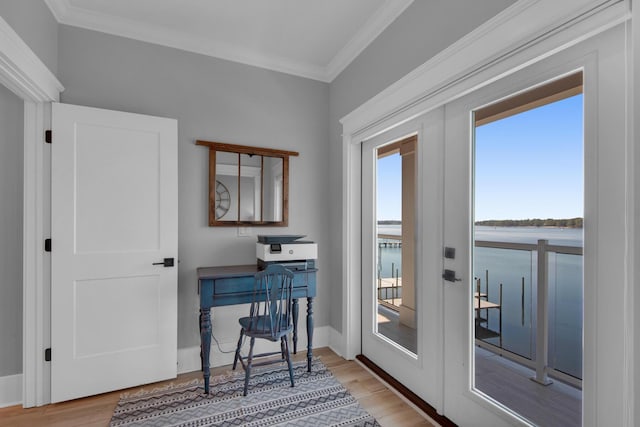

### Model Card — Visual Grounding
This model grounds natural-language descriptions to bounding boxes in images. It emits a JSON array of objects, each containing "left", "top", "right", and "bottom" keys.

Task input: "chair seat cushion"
[{"left": 239, "top": 315, "right": 292, "bottom": 339}]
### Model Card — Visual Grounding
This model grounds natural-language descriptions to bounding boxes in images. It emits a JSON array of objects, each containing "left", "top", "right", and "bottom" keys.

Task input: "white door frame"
[
  {"left": 341, "top": 0, "right": 634, "bottom": 424},
  {"left": 0, "top": 16, "right": 63, "bottom": 407}
]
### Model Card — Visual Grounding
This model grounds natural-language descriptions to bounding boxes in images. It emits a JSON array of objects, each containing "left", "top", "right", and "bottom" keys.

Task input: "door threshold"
[{"left": 355, "top": 354, "right": 456, "bottom": 427}]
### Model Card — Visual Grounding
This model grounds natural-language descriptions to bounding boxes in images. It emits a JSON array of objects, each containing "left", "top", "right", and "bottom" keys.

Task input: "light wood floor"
[{"left": 0, "top": 347, "right": 435, "bottom": 427}]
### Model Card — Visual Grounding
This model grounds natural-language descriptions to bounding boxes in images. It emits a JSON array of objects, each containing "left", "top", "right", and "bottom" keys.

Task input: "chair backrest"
[{"left": 248, "top": 264, "right": 295, "bottom": 339}]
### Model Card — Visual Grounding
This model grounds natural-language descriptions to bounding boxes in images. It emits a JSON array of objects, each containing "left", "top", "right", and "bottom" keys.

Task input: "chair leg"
[
  {"left": 233, "top": 328, "right": 244, "bottom": 370},
  {"left": 280, "top": 336, "right": 286, "bottom": 361},
  {"left": 284, "top": 335, "right": 295, "bottom": 388},
  {"left": 244, "top": 337, "right": 255, "bottom": 396}
]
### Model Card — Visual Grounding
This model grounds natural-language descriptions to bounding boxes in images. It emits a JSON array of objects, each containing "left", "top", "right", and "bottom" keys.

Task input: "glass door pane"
[
  {"left": 473, "top": 74, "right": 584, "bottom": 427},
  {"left": 375, "top": 138, "right": 417, "bottom": 353}
]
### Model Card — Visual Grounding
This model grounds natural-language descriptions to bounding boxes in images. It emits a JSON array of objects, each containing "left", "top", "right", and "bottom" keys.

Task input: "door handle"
[
  {"left": 442, "top": 269, "right": 462, "bottom": 282},
  {"left": 152, "top": 257, "right": 175, "bottom": 267}
]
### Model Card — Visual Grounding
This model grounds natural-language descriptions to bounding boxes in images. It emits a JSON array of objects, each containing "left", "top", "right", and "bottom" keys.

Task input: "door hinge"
[
  {"left": 45, "top": 130, "right": 52, "bottom": 144},
  {"left": 45, "top": 348, "right": 51, "bottom": 362},
  {"left": 44, "top": 238, "right": 52, "bottom": 252}
]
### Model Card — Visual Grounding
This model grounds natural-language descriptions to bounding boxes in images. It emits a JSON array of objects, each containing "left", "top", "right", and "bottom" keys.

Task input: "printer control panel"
[
  {"left": 256, "top": 235, "right": 317, "bottom": 269},
  {"left": 269, "top": 243, "right": 282, "bottom": 254}
]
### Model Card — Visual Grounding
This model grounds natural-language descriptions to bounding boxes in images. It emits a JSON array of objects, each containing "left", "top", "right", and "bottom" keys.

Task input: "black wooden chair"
[{"left": 232, "top": 264, "right": 295, "bottom": 396}]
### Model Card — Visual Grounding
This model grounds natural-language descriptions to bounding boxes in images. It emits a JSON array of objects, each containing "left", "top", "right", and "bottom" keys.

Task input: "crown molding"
[
  {"left": 325, "top": 0, "right": 414, "bottom": 81},
  {"left": 43, "top": 0, "right": 68, "bottom": 22},
  {"left": 45, "top": 0, "right": 327, "bottom": 80},
  {"left": 340, "top": 0, "right": 629, "bottom": 135},
  {"left": 45, "top": 0, "right": 413, "bottom": 82},
  {"left": 0, "top": 14, "right": 63, "bottom": 101}
]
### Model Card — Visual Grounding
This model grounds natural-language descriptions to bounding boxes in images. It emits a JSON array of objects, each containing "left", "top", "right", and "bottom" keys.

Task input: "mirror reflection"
[
  {"left": 263, "top": 156, "right": 284, "bottom": 222},
  {"left": 238, "top": 153, "right": 262, "bottom": 222},
  {"left": 197, "top": 140, "right": 297, "bottom": 226},
  {"left": 214, "top": 151, "right": 238, "bottom": 220}
]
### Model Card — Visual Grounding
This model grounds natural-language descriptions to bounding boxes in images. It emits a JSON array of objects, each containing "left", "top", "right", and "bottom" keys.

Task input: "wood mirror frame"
[{"left": 196, "top": 140, "right": 299, "bottom": 226}]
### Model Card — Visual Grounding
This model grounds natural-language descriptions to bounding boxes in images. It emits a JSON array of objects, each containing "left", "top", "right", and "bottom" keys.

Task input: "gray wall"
[
  {"left": 327, "top": 0, "right": 515, "bottom": 331},
  {"left": 0, "top": 0, "right": 58, "bottom": 75},
  {"left": 57, "top": 25, "right": 330, "bottom": 351},
  {"left": 0, "top": 1, "right": 58, "bottom": 377},
  {"left": 0, "top": 84, "right": 24, "bottom": 377}
]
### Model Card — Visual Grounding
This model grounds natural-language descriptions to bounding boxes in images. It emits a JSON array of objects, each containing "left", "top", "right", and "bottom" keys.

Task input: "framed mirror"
[{"left": 196, "top": 140, "right": 298, "bottom": 226}]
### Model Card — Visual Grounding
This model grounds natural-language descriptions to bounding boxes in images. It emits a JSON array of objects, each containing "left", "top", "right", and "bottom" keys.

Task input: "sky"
[
  {"left": 475, "top": 94, "right": 583, "bottom": 221},
  {"left": 376, "top": 94, "right": 584, "bottom": 221},
  {"left": 377, "top": 153, "right": 402, "bottom": 220}
]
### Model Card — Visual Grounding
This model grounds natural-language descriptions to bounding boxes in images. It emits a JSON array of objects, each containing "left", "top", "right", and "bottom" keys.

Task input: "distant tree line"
[
  {"left": 475, "top": 218, "right": 583, "bottom": 228},
  {"left": 378, "top": 220, "right": 402, "bottom": 225}
]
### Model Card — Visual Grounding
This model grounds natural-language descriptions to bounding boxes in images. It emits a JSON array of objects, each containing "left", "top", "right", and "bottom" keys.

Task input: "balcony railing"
[
  {"left": 474, "top": 239, "right": 583, "bottom": 388},
  {"left": 377, "top": 234, "right": 403, "bottom": 309},
  {"left": 376, "top": 233, "right": 583, "bottom": 388}
]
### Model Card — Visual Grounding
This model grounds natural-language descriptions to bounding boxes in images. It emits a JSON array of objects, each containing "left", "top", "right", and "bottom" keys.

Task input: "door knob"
[{"left": 152, "top": 257, "right": 174, "bottom": 267}]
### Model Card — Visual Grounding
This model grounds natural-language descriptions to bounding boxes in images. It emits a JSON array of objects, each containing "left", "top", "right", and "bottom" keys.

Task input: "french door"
[
  {"left": 361, "top": 111, "right": 444, "bottom": 411},
  {"left": 361, "top": 23, "right": 627, "bottom": 426},
  {"left": 361, "top": 106, "right": 514, "bottom": 425},
  {"left": 441, "top": 92, "right": 521, "bottom": 426}
]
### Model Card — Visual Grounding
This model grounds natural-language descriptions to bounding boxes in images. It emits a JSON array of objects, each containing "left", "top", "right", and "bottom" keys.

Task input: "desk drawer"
[
  {"left": 292, "top": 272, "right": 309, "bottom": 288},
  {"left": 213, "top": 272, "right": 310, "bottom": 295},
  {"left": 213, "top": 276, "right": 254, "bottom": 295}
]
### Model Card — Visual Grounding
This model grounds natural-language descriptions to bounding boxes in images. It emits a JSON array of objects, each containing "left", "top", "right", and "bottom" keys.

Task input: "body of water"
[{"left": 376, "top": 224, "right": 583, "bottom": 379}]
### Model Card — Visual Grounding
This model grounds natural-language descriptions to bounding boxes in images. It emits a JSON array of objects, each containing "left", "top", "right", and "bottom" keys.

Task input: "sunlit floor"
[
  {"left": 376, "top": 304, "right": 417, "bottom": 353},
  {"left": 376, "top": 306, "right": 582, "bottom": 426}
]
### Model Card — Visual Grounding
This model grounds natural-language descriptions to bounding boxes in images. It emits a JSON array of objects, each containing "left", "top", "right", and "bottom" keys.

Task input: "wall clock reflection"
[{"left": 215, "top": 180, "right": 231, "bottom": 219}]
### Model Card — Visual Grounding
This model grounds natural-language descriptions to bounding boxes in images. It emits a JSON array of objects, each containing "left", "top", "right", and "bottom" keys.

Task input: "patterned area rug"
[{"left": 109, "top": 359, "right": 380, "bottom": 426}]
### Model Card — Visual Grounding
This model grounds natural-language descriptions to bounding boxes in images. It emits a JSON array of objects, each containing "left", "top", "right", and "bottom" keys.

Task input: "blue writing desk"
[{"left": 197, "top": 264, "right": 317, "bottom": 394}]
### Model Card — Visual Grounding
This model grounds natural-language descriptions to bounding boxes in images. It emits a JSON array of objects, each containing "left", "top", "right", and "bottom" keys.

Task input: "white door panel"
[
  {"left": 73, "top": 275, "right": 162, "bottom": 356},
  {"left": 360, "top": 113, "right": 443, "bottom": 408},
  {"left": 74, "top": 123, "right": 161, "bottom": 253},
  {"left": 51, "top": 103, "right": 178, "bottom": 403}
]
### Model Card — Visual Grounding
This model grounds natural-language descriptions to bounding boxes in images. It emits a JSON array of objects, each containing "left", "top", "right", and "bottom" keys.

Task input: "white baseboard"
[
  {"left": 177, "top": 325, "right": 340, "bottom": 374},
  {"left": 0, "top": 374, "right": 22, "bottom": 408},
  {"left": 328, "top": 327, "right": 344, "bottom": 358}
]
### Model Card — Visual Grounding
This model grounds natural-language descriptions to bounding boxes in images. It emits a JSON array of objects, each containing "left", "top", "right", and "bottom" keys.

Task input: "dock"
[{"left": 378, "top": 234, "right": 402, "bottom": 248}]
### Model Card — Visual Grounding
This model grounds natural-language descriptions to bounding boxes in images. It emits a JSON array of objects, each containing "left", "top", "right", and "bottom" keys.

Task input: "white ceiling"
[{"left": 45, "top": 0, "right": 415, "bottom": 82}]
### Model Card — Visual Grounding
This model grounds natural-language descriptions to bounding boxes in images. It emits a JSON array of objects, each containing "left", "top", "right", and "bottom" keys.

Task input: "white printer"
[{"left": 256, "top": 235, "right": 317, "bottom": 270}]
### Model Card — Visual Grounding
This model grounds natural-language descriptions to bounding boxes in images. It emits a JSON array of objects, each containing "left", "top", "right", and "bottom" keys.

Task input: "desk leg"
[
  {"left": 306, "top": 297, "right": 314, "bottom": 372},
  {"left": 200, "top": 307, "right": 211, "bottom": 394},
  {"left": 292, "top": 298, "right": 299, "bottom": 354}
]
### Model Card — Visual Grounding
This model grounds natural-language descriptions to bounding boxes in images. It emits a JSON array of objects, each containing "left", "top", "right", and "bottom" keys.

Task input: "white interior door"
[{"left": 51, "top": 103, "right": 178, "bottom": 403}]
